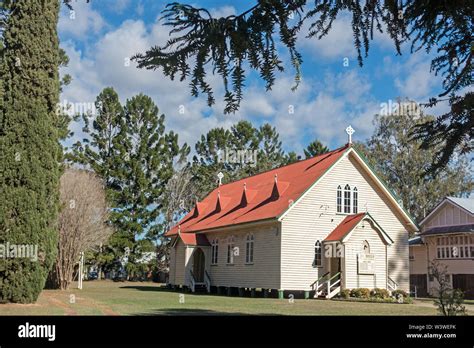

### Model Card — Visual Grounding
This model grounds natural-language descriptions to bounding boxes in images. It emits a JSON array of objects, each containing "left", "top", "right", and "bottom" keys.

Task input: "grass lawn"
[{"left": 0, "top": 280, "right": 461, "bottom": 316}]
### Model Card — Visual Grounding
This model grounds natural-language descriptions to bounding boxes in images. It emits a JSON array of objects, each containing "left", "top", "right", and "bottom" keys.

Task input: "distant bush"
[
  {"left": 391, "top": 289, "right": 409, "bottom": 298},
  {"left": 340, "top": 289, "right": 351, "bottom": 299},
  {"left": 350, "top": 288, "right": 371, "bottom": 299},
  {"left": 371, "top": 288, "right": 390, "bottom": 299},
  {"left": 335, "top": 288, "right": 413, "bottom": 303}
]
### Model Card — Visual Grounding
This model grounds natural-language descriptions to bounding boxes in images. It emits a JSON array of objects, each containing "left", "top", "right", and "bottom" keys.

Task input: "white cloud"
[
  {"left": 60, "top": 18, "right": 233, "bottom": 150},
  {"left": 209, "top": 6, "right": 236, "bottom": 18},
  {"left": 59, "top": 7, "right": 393, "bottom": 156},
  {"left": 297, "top": 14, "right": 357, "bottom": 61},
  {"left": 394, "top": 55, "right": 439, "bottom": 100},
  {"left": 59, "top": 1, "right": 106, "bottom": 40},
  {"left": 109, "top": 0, "right": 131, "bottom": 14}
]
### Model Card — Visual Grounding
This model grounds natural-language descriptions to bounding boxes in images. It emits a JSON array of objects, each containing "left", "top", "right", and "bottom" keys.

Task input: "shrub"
[
  {"left": 371, "top": 288, "right": 390, "bottom": 299},
  {"left": 350, "top": 288, "right": 371, "bottom": 299},
  {"left": 340, "top": 289, "right": 351, "bottom": 299},
  {"left": 391, "top": 289, "right": 409, "bottom": 298}
]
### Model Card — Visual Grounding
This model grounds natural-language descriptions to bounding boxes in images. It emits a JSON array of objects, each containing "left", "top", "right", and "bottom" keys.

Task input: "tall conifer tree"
[{"left": 0, "top": 0, "right": 61, "bottom": 303}]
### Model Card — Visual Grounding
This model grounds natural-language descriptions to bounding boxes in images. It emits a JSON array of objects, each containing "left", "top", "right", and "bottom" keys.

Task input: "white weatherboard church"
[{"left": 166, "top": 127, "right": 418, "bottom": 298}]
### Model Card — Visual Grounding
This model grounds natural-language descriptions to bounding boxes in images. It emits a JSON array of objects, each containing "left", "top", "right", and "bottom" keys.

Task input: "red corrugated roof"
[
  {"left": 324, "top": 213, "right": 366, "bottom": 241},
  {"left": 167, "top": 144, "right": 350, "bottom": 238},
  {"left": 178, "top": 232, "right": 211, "bottom": 246}
]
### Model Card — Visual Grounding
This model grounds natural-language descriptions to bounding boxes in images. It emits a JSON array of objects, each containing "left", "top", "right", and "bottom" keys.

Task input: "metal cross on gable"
[
  {"left": 346, "top": 125, "right": 355, "bottom": 144},
  {"left": 217, "top": 172, "right": 224, "bottom": 186}
]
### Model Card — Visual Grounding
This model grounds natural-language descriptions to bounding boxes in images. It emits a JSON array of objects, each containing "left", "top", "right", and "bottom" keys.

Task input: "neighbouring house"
[
  {"left": 409, "top": 197, "right": 474, "bottom": 299},
  {"left": 167, "top": 135, "right": 418, "bottom": 298}
]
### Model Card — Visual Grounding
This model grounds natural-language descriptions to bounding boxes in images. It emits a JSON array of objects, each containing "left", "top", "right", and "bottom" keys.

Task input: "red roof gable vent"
[
  {"left": 192, "top": 201, "right": 208, "bottom": 218},
  {"left": 216, "top": 191, "right": 231, "bottom": 212},
  {"left": 241, "top": 182, "right": 258, "bottom": 207},
  {"left": 271, "top": 174, "right": 290, "bottom": 199}
]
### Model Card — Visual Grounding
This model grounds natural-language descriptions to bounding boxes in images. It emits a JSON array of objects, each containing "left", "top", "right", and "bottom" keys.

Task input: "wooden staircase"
[
  {"left": 188, "top": 270, "right": 212, "bottom": 293},
  {"left": 311, "top": 272, "right": 341, "bottom": 299}
]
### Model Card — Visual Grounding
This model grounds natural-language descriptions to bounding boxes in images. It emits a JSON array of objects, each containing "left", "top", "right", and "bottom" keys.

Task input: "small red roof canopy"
[
  {"left": 325, "top": 212, "right": 393, "bottom": 244},
  {"left": 168, "top": 145, "right": 349, "bottom": 243},
  {"left": 324, "top": 213, "right": 366, "bottom": 241}
]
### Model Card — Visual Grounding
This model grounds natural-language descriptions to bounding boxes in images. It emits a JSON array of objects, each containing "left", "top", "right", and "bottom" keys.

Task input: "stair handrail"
[
  {"left": 310, "top": 271, "right": 330, "bottom": 289},
  {"left": 189, "top": 269, "right": 196, "bottom": 292},
  {"left": 204, "top": 270, "right": 211, "bottom": 293},
  {"left": 325, "top": 271, "right": 341, "bottom": 295},
  {"left": 388, "top": 276, "right": 398, "bottom": 291},
  {"left": 328, "top": 271, "right": 341, "bottom": 283}
]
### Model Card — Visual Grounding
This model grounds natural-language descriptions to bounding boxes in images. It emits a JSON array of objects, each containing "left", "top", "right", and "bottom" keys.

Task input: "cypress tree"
[{"left": 0, "top": 0, "right": 61, "bottom": 303}]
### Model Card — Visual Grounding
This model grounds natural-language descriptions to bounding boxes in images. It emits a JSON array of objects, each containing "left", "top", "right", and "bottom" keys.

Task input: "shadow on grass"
[
  {"left": 133, "top": 308, "right": 274, "bottom": 316},
  {"left": 119, "top": 285, "right": 172, "bottom": 292}
]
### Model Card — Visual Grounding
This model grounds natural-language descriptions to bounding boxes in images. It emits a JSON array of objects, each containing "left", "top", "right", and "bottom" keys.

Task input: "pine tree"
[
  {"left": 112, "top": 94, "right": 186, "bottom": 266},
  {"left": 0, "top": 0, "right": 61, "bottom": 303},
  {"left": 304, "top": 140, "right": 329, "bottom": 158},
  {"left": 70, "top": 87, "right": 125, "bottom": 190},
  {"left": 192, "top": 121, "right": 289, "bottom": 198},
  {"left": 71, "top": 90, "right": 188, "bottom": 273}
]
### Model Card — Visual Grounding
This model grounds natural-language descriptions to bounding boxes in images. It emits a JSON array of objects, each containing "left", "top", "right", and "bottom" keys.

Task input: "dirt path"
[
  {"left": 46, "top": 296, "right": 77, "bottom": 315},
  {"left": 75, "top": 296, "right": 120, "bottom": 316}
]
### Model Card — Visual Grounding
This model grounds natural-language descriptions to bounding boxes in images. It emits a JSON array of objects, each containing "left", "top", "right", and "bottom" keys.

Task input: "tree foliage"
[
  {"left": 192, "top": 120, "right": 290, "bottom": 197},
  {"left": 0, "top": 0, "right": 61, "bottom": 303},
  {"left": 304, "top": 139, "right": 329, "bottom": 158},
  {"left": 70, "top": 89, "right": 189, "bottom": 271},
  {"left": 134, "top": 0, "right": 473, "bottom": 170},
  {"left": 133, "top": 0, "right": 306, "bottom": 114},
  {"left": 355, "top": 103, "right": 473, "bottom": 223},
  {"left": 430, "top": 260, "right": 467, "bottom": 316}
]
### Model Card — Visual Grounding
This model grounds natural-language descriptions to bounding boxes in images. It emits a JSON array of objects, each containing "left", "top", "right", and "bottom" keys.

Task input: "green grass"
[{"left": 0, "top": 280, "right": 460, "bottom": 316}]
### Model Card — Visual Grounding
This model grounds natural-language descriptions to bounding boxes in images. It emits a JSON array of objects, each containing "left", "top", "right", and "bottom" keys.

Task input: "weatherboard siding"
[
  {"left": 172, "top": 239, "right": 186, "bottom": 285},
  {"left": 409, "top": 245, "right": 429, "bottom": 275},
  {"left": 280, "top": 152, "right": 410, "bottom": 291},
  {"left": 204, "top": 223, "right": 281, "bottom": 289},
  {"left": 343, "top": 224, "right": 387, "bottom": 289},
  {"left": 424, "top": 202, "right": 474, "bottom": 230}
]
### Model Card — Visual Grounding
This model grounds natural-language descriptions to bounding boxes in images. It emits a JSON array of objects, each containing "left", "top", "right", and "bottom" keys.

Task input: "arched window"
[
  {"left": 227, "top": 236, "right": 235, "bottom": 264},
  {"left": 313, "top": 240, "right": 322, "bottom": 267},
  {"left": 211, "top": 239, "right": 219, "bottom": 265},
  {"left": 344, "top": 184, "right": 351, "bottom": 213},
  {"left": 245, "top": 234, "right": 254, "bottom": 264},
  {"left": 336, "top": 185, "right": 342, "bottom": 213},
  {"left": 352, "top": 187, "right": 358, "bottom": 213},
  {"left": 362, "top": 240, "right": 370, "bottom": 255}
]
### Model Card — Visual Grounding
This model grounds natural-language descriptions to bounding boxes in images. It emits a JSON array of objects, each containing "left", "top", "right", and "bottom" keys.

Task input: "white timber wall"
[
  {"left": 204, "top": 222, "right": 281, "bottom": 289},
  {"left": 424, "top": 202, "right": 474, "bottom": 230},
  {"left": 343, "top": 223, "right": 387, "bottom": 289},
  {"left": 169, "top": 238, "right": 187, "bottom": 286},
  {"left": 280, "top": 152, "right": 410, "bottom": 291},
  {"left": 409, "top": 245, "right": 428, "bottom": 275}
]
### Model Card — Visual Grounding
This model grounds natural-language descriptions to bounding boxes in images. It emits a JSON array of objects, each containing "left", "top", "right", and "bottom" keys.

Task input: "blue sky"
[{"left": 58, "top": 0, "right": 450, "bottom": 155}]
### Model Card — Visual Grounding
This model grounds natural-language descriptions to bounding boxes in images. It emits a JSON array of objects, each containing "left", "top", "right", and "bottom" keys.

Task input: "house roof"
[
  {"left": 420, "top": 223, "right": 474, "bottom": 237},
  {"left": 420, "top": 196, "right": 474, "bottom": 226},
  {"left": 447, "top": 196, "right": 474, "bottom": 214},
  {"left": 166, "top": 145, "right": 350, "bottom": 237},
  {"left": 408, "top": 235, "right": 424, "bottom": 246},
  {"left": 324, "top": 213, "right": 366, "bottom": 241}
]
